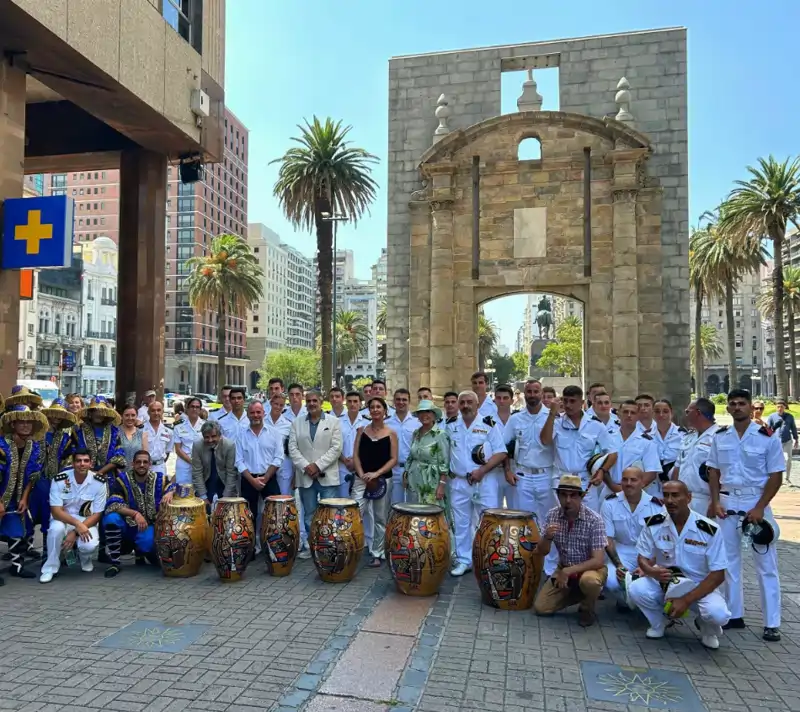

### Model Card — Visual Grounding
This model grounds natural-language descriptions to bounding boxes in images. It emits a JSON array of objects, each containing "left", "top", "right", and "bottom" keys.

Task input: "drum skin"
[
  {"left": 155, "top": 484, "right": 211, "bottom": 578},
  {"left": 211, "top": 497, "right": 255, "bottom": 582},
  {"left": 310, "top": 498, "right": 364, "bottom": 583},
  {"left": 261, "top": 494, "right": 300, "bottom": 577},
  {"left": 472, "top": 508, "right": 542, "bottom": 610},
  {"left": 386, "top": 503, "right": 450, "bottom": 596}
]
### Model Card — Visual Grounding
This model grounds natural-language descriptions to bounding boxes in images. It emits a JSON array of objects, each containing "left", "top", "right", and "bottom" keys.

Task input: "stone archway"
[{"left": 402, "top": 110, "right": 677, "bottom": 406}]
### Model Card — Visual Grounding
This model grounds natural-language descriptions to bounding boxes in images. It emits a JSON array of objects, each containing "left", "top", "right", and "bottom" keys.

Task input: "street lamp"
[{"left": 321, "top": 211, "right": 348, "bottom": 387}]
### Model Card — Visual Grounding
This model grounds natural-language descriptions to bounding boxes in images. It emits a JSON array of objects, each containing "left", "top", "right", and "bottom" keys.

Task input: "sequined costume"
[
  {"left": 73, "top": 423, "right": 127, "bottom": 472},
  {"left": 28, "top": 427, "right": 75, "bottom": 546}
]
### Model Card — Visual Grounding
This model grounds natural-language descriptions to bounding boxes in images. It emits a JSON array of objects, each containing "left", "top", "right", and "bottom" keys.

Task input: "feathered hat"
[
  {"left": 4, "top": 385, "right": 43, "bottom": 409},
  {"left": 0, "top": 404, "right": 49, "bottom": 440},
  {"left": 80, "top": 395, "right": 121, "bottom": 427},
  {"left": 42, "top": 397, "right": 78, "bottom": 427}
]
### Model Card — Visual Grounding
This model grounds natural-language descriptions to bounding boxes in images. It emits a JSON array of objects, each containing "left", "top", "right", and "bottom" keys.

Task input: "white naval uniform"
[
  {"left": 707, "top": 422, "right": 784, "bottom": 629},
  {"left": 267, "top": 412, "right": 294, "bottom": 494},
  {"left": 41, "top": 469, "right": 107, "bottom": 575},
  {"left": 338, "top": 411, "right": 369, "bottom": 499},
  {"left": 283, "top": 406, "right": 307, "bottom": 424},
  {"left": 173, "top": 417, "right": 205, "bottom": 485},
  {"left": 137, "top": 404, "right": 150, "bottom": 423},
  {"left": 635, "top": 420, "right": 657, "bottom": 437},
  {"left": 219, "top": 410, "right": 249, "bottom": 440},
  {"left": 209, "top": 407, "right": 230, "bottom": 422},
  {"left": 628, "top": 510, "right": 731, "bottom": 636},
  {"left": 143, "top": 421, "right": 175, "bottom": 477},
  {"left": 495, "top": 411, "right": 517, "bottom": 509},
  {"left": 386, "top": 411, "right": 421, "bottom": 504},
  {"left": 281, "top": 406, "right": 308, "bottom": 545},
  {"left": 478, "top": 396, "right": 498, "bottom": 419},
  {"left": 448, "top": 417, "right": 507, "bottom": 566},
  {"left": 674, "top": 424, "right": 718, "bottom": 516},
  {"left": 607, "top": 431, "right": 661, "bottom": 499},
  {"left": 601, "top": 491, "right": 665, "bottom": 601},
  {"left": 652, "top": 423, "right": 685, "bottom": 484}
]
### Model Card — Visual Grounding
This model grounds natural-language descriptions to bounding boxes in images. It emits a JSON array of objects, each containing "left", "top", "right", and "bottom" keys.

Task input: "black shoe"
[
  {"left": 104, "top": 565, "right": 121, "bottom": 579},
  {"left": 722, "top": 617, "right": 746, "bottom": 630},
  {"left": 97, "top": 550, "right": 112, "bottom": 564},
  {"left": 24, "top": 549, "right": 42, "bottom": 561},
  {"left": 9, "top": 567, "right": 36, "bottom": 579},
  {"left": 615, "top": 601, "right": 631, "bottom": 614},
  {"left": 763, "top": 627, "right": 781, "bottom": 642}
]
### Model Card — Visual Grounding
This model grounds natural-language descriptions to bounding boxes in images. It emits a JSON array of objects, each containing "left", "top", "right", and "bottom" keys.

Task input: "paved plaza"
[{"left": 2, "top": 490, "right": 800, "bottom": 712}]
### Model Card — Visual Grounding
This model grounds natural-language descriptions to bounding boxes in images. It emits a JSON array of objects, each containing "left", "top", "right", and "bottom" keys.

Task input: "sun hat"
[
  {"left": 553, "top": 474, "right": 585, "bottom": 493},
  {"left": 5, "top": 385, "right": 43, "bottom": 409},
  {"left": 42, "top": 397, "right": 78, "bottom": 426},
  {"left": 413, "top": 399, "right": 443, "bottom": 422},
  {"left": 0, "top": 404, "right": 49, "bottom": 440},
  {"left": 80, "top": 395, "right": 121, "bottom": 426}
]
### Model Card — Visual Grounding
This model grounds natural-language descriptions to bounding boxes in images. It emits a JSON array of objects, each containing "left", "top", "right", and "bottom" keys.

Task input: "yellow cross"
[{"left": 15, "top": 210, "right": 53, "bottom": 255}]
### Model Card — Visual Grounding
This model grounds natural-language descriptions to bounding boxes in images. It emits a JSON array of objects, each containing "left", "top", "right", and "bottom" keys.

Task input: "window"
[
  {"left": 54, "top": 315, "right": 61, "bottom": 335},
  {"left": 253, "top": 327, "right": 259, "bottom": 334},
  {"left": 735, "top": 340, "right": 743, "bottom": 350},
  {"left": 26, "top": 347, "right": 33, "bottom": 360},
  {"left": 178, "top": 213, "right": 194, "bottom": 227},
  {"left": 178, "top": 197, "right": 194, "bottom": 212},
  {"left": 27, "top": 323, "right": 34, "bottom": 336},
  {"left": 99, "top": 345, "right": 107, "bottom": 367},
  {"left": 85, "top": 345, "right": 93, "bottom": 365}
]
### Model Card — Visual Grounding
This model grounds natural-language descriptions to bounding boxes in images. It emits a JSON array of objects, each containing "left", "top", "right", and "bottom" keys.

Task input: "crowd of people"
[{"left": 0, "top": 375, "right": 787, "bottom": 650}]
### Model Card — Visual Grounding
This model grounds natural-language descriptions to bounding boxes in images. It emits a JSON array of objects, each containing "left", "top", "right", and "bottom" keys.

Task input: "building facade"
[
  {"left": 341, "top": 281, "right": 379, "bottom": 382},
  {"left": 286, "top": 244, "right": 315, "bottom": 350},
  {"left": 45, "top": 169, "right": 120, "bottom": 243}
]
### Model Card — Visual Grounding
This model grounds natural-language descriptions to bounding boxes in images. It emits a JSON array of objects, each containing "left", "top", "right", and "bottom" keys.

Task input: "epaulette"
[
  {"left": 644, "top": 513, "right": 666, "bottom": 526},
  {"left": 446, "top": 416, "right": 457, "bottom": 424},
  {"left": 650, "top": 496, "right": 664, "bottom": 506},
  {"left": 218, "top": 412, "right": 229, "bottom": 419},
  {"left": 482, "top": 415, "right": 496, "bottom": 427},
  {"left": 696, "top": 518, "right": 718, "bottom": 536},
  {"left": 716, "top": 425, "right": 729, "bottom": 433},
  {"left": 605, "top": 492, "right": 616, "bottom": 500},
  {"left": 678, "top": 426, "right": 687, "bottom": 433},
  {"left": 93, "top": 472, "right": 107, "bottom": 484},
  {"left": 54, "top": 471, "right": 69, "bottom": 482},
  {"left": 759, "top": 426, "right": 771, "bottom": 437},
  {"left": 591, "top": 415, "right": 602, "bottom": 422},
  {"left": 613, "top": 419, "right": 621, "bottom": 426},
  {"left": 641, "top": 433, "right": 653, "bottom": 440}
]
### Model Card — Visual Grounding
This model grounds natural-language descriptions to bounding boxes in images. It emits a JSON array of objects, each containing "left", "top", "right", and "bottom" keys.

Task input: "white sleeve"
[
  {"left": 91, "top": 482, "right": 107, "bottom": 514},
  {"left": 705, "top": 527, "right": 728, "bottom": 572},
  {"left": 765, "top": 436, "right": 786, "bottom": 474},
  {"left": 706, "top": 437, "right": 720, "bottom": 469},
  {"left": 636, "top": 523, "right": 656, "bottom": 559},
  {"left": 643, "top": 440, "right": 661, "bottom": 473},
  {"left": 49, "top": 480, "right": 65, "bottom": 507},
  {"left": 600, "top": 500, "right": 615, "bottom": 538},
  {"left": 596, "top": 425, "right": 614, "bottom": 454},
  {"left": 270, "top": 431, "right": 284, "bottom": 469},
  {"left": 489, "top": 424, "right": 507, "bottom": 456},
  {"left": 503, "top": 415, "right": 517, "bottom": 445}
]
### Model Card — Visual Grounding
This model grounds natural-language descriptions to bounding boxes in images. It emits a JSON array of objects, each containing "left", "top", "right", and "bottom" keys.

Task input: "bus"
[{"left": 16, "top": 379, "right": 61, "bottom": 407}]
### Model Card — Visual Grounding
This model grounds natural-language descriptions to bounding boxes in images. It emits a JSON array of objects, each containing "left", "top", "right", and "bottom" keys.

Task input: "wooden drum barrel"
[
  {"left": 211, "top": 497, "right": 255, "bottom": 582},
  {"left": 155, "top": 484, "right": 211, "bottom": 578},
  {"left": 261, "top": 494, "right": 300, "bottom": 577},
  {"left": 472, "top": 508, "right": 542, "bottom": 610},
  {"left": 386, "top": 503, "right": 450, "bottom": 596},
  {"left": 310, "top": 498, "right": 364, "bottom": 583}
]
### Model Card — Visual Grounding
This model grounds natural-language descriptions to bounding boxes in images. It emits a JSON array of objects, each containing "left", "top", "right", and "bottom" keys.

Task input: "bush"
[{"left": 711, "top": 393, "right": 727, "bottom": 405}]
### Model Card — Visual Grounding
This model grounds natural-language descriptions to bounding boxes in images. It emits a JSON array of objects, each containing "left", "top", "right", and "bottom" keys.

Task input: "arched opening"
[
  {"left": 706, "top": 374, "right": 721, "bottom": 395},
  {"left": 249, "top": 371, "right": 259, "bottom": 391},
  {"left": 517, "top": 137, "right": 541, "bottom": 161}
]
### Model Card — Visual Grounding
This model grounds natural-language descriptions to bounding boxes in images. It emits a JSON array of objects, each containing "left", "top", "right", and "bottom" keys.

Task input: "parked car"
[{"left": 16, "top": 379, "right": 60, "bottom": 407}]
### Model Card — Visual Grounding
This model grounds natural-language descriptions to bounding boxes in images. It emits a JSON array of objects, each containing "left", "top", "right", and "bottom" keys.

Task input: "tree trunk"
[
  {"left": 789, "top": 307, "right": 798, "bottom": 401},
  {"left": 773, "top": 234, "right": 788, "bottom": 402},
  {"left": 315, "top": 196, "right": 333, "bottom": 390},
  {"left": 217, "top": 299, "right": 227, "bottom": 394},
  {"left": 694, "top": 290, "right": 704, "bottom": 396},
  {"left": 725, "top": 279, "right": 738, "bottom": 389}
]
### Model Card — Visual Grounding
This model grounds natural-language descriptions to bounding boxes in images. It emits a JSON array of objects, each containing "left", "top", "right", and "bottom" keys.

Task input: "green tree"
[
  {"left": 689, "top": 227, "right": 709, "bottom": 396},
  {"left": 690, "top": 323, "right": 724, "bottom": 367},
  {"left": 272, "top": 117, "right": 379, "bottom": 389},
  {"left": 258, "top": 348, "right": 320, "bottom": 390},
  {"left": 511, "top": 351, "right": 529, "bottom": 380},
  {"left": 490, "top": 351, "right": 515, "bottom": 384},
  {"left": 757, "top": 266, "right": 800, "bottom": 399},
  {"left": 335, "top": 310, "right": 371, "bottom": 379},
  {"left": 376, "top": 298, "right": 387, "bottom": 335},
  {"left": 719, "top": 156, "right": 800, "bottom": 401},
  {"left": 536, "top": 316, "right": 582, "bottom": 376},
  {"left": 185, "top": 234, "right": 263, "bottom": 391},
  {"left": 478, "top": 311, "right": 499, "bottom": 371},
  {"left": 352, "top": 376, "right": 372, "bottom": 392}
]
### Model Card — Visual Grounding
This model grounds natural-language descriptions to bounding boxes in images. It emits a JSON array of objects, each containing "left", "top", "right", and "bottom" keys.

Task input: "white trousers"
[
  {"left": 278, "top": 473, "right": 308, "bottom": 545},
  {"left": 628, "top": 575, "right": 730, "bottom": 634},
  {"left": 391, "top": 467, "right": 404, "bottom": 505},
  {"left": 783, "top": 441, "right": 794, "bottom": 480},
  {"left": 41, "top": 517, "right": 100, "bottom": 575},
  {"left": 719, "top": 492, "right": 781, "bottom": 628},
  {"left": 450, "top": 476, "right": 494, "bottom": 566},
  {"left": 481, "top": 470, "right": 505, "bottom": 510},
  {"left": 352, "top": 478, "right": 389, "bottom": 558},
  {"left": 501, "top": 460, "right": 517, "bottom": 509},
  {"left": 514, "top": 470, "right": 559, "bottom": 575},
  {"left": 604, "top": 545, "right": 639, "bottom": 599},
  {"left": 689, "top": 491, "right": 711, "bottom": 518}
]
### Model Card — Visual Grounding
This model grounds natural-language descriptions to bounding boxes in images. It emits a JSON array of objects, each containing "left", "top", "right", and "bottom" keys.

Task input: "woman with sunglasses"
[
  {"left": 173, "top": 397, "right": 205, "bottom": 485},
  {"left": 752, "top": 401, "right": 772, "bottom": 435}
]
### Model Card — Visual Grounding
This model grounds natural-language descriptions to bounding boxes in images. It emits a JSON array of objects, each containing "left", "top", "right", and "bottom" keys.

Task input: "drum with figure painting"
[
  {"left": 155, "top": 484, "right": 211, "bottom": 577},
  {"left": 261, "top": 494, "right": 300, "bottom": 577},
  {"left": 472, "top": 508, "right": 542, "bottom": 610},
  {"left": 310, "top": 498, "right": 364, "bottom": 583},
  {"left": 210, "top": 497, "right": 256, "bottom": 581}
]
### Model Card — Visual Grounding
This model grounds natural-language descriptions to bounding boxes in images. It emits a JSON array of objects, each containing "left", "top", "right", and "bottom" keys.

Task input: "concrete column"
[
  {"left": 116, "top": 149, "right": 167, "bottom": 408},
  {"left": 409, "top": 201, "right": 431, "bottom": 398},
  {"left": 429, "top": 200, "right": 455, "bottom": 400},
  {"left": 0, "top": 57, "right": 25, "bottom": 396}
]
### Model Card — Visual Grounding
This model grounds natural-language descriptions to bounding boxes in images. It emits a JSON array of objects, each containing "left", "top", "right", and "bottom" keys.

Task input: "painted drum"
[
  {"left": 210, "top": 497, "right": 255, "bottom": 582},
  {"left": 261, "top": 494, "right": 300, "bottom": 577},
  {"left": 472, "top": 508, "right": 542, "bottom": 610},
  {"left": 310, "top": 498, "right": 364, "bottom": 583},
  {"left": 155, "top": 484, "right": 210, "bottom": 578},
  {"left": 386, "top": 502, "right": 450, "bottom": 596}
]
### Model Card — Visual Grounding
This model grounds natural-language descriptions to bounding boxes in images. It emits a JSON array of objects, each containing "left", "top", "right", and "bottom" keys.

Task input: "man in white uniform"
[
  {"left": 672, "top": 397, "right": 718, "bottom": 516},
  {"left": 40, "top": 450, "right": 107, "bottom": 583},
  {"left": 219, "top": 387, "right": 249, "bottom": 440},
  {"left": 137, "top": 390, "right": 156, "bottom": 424},
  {"left": 584, "top": 383, "right": 607, "bottom": 420},
  {"left": 143, "top": 401, "right": 174, "bottom": 478},
  {"left": 283, "top": 383, "right": 307, "bottom": 423},
  {"left": 493, "top": 385, "right": 519, "bottom": 508},
  {"left": 603, "top": 400, "right": 660, "bottom": 498},
  {"left": 338, "top": 391, "right": 368, "bottom": 499},
  {"left": 588, "top": 390, "right": 620, "bottom": 437},
  {"left": 448, "top": 390, "right": 506, "bottom": 577},
  {"left": 629, "top": 480, "right": 730, "bottom": 649},
  {"left": 443, "top": 392, "right": 459, "bottom": 430},
  {"left": 471, "top": 372, "right": 498, "bottom": 420},
  {"left": 209, "top": 386, "right": 232, "bottom": 422},
  {"left": 635, "top": 394, "right": 657, "bottom": 437},
  {"left": 172, "top": 396, "right": 205, "bottom": 485},
  {"left": 707, "top": 388, "right": 784, "bottom": 642},
  {"left": 386, "top": 389, "right": 420, "bottom": 504},
  {"left": 266, "top": 392, "right": 294, "bottom": 495}
]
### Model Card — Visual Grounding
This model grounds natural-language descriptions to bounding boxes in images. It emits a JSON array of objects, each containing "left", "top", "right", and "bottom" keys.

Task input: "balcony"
[
  {"left": 86, "top": 330, "right": 100, "bottom": 339},
  {"left": 101, "top": 297, "right": 117, "bottom": 306}
]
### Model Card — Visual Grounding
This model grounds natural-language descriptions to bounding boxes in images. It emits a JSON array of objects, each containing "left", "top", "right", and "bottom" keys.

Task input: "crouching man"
[
  {"left": 40, "top": 449, "right": 106, "bottom": 583},
  {"left": 628, "top": 480, "right": 730, "bottom": 649}
]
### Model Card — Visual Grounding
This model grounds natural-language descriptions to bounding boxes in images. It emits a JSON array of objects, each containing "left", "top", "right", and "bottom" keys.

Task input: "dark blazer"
[{"left": 191, "top": 436, "right": 239, "bottom": 499}]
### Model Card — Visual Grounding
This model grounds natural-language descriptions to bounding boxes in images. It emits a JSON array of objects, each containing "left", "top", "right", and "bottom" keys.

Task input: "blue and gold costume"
[{"left": 102, "top": 469, "right": 174, "bottom": 575}]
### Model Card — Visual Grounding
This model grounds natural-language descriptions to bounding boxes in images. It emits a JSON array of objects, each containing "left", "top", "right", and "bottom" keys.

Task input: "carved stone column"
[{"left": 429, "top": 200, "right": 455, "bottom": 400}]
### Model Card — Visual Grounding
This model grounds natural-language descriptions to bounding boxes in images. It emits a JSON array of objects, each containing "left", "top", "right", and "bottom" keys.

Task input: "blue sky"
[{"left": 226, "top": 0, "right": 799, "bottom": 351}]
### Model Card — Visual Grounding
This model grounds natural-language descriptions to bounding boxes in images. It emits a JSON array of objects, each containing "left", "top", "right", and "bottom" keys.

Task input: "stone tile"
[
  {"left": 95, "top": 620, "right": 210, "bottom": 653},
  {"left": 361, "top": 592, "right": 433, "bottom": 636},
  {"left": 320, "top": 632, "right": 414, "bottom": 700},
  {"left": 304, "top": 695, "right": 388, "bottom": 712}
]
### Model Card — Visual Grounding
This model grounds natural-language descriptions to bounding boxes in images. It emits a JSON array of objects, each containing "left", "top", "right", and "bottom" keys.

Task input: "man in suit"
[
  {"left": 191, "top": 420, "right": 240, "bottom": 503},
  {"left": 289, "top": 389, "right": 343, "bottom": 559}
]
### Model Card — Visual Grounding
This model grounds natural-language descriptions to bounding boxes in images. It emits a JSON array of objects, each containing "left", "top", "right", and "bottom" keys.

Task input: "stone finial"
[
  {"left": 614, "top": 76, "right": 634, "bottom": 124},
  {"left": 433, "top": 94, "right": 451, "bottom": 143},
  {"left": 517, "top": 69, "right": 543, "bottom": 112}
]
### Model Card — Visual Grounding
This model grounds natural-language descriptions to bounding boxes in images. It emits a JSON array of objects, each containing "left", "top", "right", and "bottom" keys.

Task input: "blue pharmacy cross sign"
[{"left": 1, "top": 195, "right": 75, "bottom": 269}]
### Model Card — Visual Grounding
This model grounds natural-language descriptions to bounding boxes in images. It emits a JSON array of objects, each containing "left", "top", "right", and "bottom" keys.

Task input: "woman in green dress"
[{"left": 403, "top": 400, "right": 451, "bottom": 508}]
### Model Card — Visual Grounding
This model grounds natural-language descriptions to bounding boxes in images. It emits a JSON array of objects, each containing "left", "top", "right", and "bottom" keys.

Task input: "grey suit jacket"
[{"left": 191, "top": 436, "right": 239, "bottom": 499}]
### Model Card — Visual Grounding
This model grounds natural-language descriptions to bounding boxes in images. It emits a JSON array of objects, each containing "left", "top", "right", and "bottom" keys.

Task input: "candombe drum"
[
  {"left": 472, "top": 508, "right": 542, "bottom": 610},
  {"left": 310, "top": 498, "right": 364, "bottom": 583},
  {"left": 261, "top": 494, "right": 300, "bottom": 577},
  {"left": 155, "top": 484, "right": 211, "bottom": 577},
  {"left": 211, "top": 497, "right": 255, "bottom": 581},
  {"left": 386, "top": 503, "right": 450, "bottom": 596}
]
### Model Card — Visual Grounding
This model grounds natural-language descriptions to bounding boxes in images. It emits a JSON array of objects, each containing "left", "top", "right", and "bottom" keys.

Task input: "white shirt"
[
  {"left": 338, "top": 411, "right": 368, "bottom": 477},
  {"left": 219, "top": 410, "right": 249, "bottom": 440},
  {"left": 552, "top": 413, "right": 615, "bottom": 476},
  {"left": 360, "top": 405, "right": 395, "bottom": 419},
  {"left": 707, "top": 421, "right": 785, "bottom": 489},
  {"left": 283, "top": 406, "right": 307, "bottom": 424},
  {"left": 505, "top": 407, "right": 554, "bottom": 471},
  {"left": 635, "top": 420, "right": 657, "bottom": 437},
  {"left": 235, "top": 426, "right": 284, "bottom": 475},
  {"left": 609, "top": 431, "right": 660, "bottom": 483},
  {"left": 386, "top": 411, "right": 421, "bottom": 470},
  {"left": 636, "top": 510, "right": 728, "bottom": 583},
  {"left": 601, "top": 491, "right": 665, "bottom": 550},
  {"left": 137, "top": 405, "right": 149, "bottom": 422},
  {"left": 143, "top": 421, "right": 174, "bottom": 464},
  {"left": 652, "top": 423, "right": 685, "bottom": 466},
  {"left": 449, "top": 417, "right": 507, "bottom": 477},
  {"left": 209, "top": 407, "right": 229, "bottom": 421},
  {"left": 478, "top": 396, "right": 498, "bottom": 419},
  {"left": 583, "top": 411, "right": 620, "bottom": 437},
  {"left": 49, "top": 468, "right": 107, "bottom": 518},
  {"left": 675, "top": 424, "right": 719, "bottom": 495},
  {"left": 173, "top": 417, "right": 205, "bottom": 477},
  {"left": 266, "top": 412, "right": 293, "bottom": 474}
]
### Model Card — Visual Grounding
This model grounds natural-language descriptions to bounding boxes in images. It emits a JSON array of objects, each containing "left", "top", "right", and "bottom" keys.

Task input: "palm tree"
[
  {"left": 719, "top": 156, "right": 800, "bottom": 401},
  {"left": 335, "top": 310, "right": 371, "bottom": 379},
  {"left": 689, "top": 228, "right": 709, "bottom": 395},
  {"left": 376, "top": 298, "right": 387, "bottom": 335},
  {"left": 478, "top": 311, "right": 499, "bottom": 371},
  {"left": 690, "top": 324, "right": 724, "bottom": 367},
  {"left": 757, "top": 266, "right": 800, "bottom": 399},
  {"left": 185, "top": 234, "right": 264, "bottom": 391},
  {"left": 272, "top": 117, "right": 379, "bottom": 389}
]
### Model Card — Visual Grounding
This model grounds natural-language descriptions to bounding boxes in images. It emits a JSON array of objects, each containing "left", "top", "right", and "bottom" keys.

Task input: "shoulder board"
[
  {"left": 716, "top": 425, "right": 729, "bottom": 433},
  {"left": 446, "top": 416, "right": 457, "bottom": 424},
  {"left": 591, "top": 415, "right": 601, "bottom": 422},
  {"left": 641, "top": 433, "right": 653, "bottom": 440},
  {"left": 696, "top": 518, "right": 718, "bottom": 536},
  {"left": 93, "top": 472, "right": 107, "bottom": 484},
  {"left": 218, "top": 412, "right": 229, "bottom": 419},
  {"left": 644, "top": 513, "right": 666, "bottom": 526},
  {"left": 482, "top": 415, "right": 496, "bottom": 427},
  {"left": 54, "top": 471, "right": 69, "bottom": 482},
  {"left": 605, "top": 492, "right": 616, "bottom": 500},
  {"left": 650, "top": 496, "right": 664, "bottom": 506},
  {"left": 759, "top": 426, "right": 771, "bottom": 437},
  {"left": 613, "top": 419, "right": 621, "bottom": 426},
  {"left": 678, "top": 426, "right": 687, "bottom": 433}
]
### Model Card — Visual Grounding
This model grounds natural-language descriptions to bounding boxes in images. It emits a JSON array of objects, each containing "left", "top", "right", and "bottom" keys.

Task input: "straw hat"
[
  {"left": 42, "top": 397, "right": 78, "bottom": 427},
  {"left": 413, "top": 399, "right": 443, "bottom": 421},
  {"left": 80, "top": 395, "right": 121, "bottom": 426},
  {"left": 5, "top": 385, "right": 43, "bottom": 409},
  {"left": 553, "top": 474, "right": 585, "bottom": 493},
  {"left": 0, "top": 404, "right": 49, "bottom": 440}
]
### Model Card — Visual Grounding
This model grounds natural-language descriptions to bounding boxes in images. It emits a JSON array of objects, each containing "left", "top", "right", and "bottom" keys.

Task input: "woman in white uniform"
[
  {"left": 173, "top": 396, "right": 205, "bottom": 486},
  {"left": 651, "top": 399, "right": 685, "bottom": 496}
]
